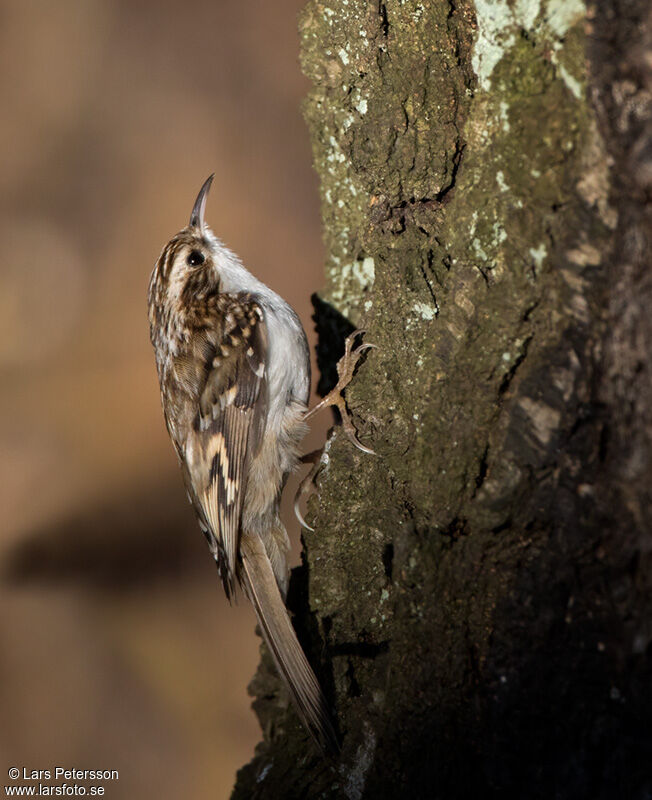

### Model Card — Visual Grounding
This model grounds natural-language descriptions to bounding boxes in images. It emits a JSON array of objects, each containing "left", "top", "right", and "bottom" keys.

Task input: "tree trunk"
[{"left": 233, "top": 1, "right": 652, "bottom": 797}]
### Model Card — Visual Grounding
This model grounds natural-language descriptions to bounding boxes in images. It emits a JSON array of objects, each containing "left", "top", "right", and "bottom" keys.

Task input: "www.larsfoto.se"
[{"left": 5, "top": 786, "right": 107, "bottom": 797}]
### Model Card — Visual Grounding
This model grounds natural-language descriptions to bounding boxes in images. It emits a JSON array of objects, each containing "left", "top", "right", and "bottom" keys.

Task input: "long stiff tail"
[{"left": 240, "top": 533, "right": 338, "bottom": 754}]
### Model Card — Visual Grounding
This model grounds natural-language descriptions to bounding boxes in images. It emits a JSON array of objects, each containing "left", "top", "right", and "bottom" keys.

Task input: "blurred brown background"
[{"left": 0, "top": 1, "right": 326, "bottom": 797}]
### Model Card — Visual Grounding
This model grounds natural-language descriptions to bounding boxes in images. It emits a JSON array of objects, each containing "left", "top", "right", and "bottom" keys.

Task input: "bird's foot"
[
  {"left": 295, "top": 331, "right": 377, "bottom": 529},
  {"left": 304, "top": 330, "right": 377, "bottom": 455}
]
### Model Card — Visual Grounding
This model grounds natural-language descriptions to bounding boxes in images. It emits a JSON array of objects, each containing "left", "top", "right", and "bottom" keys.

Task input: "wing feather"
[{"left": 185, "top": 296, "right": 267, "bottom": 596}]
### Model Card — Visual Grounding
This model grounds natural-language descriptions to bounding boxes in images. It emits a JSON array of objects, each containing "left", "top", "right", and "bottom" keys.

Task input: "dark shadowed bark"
[{"left": 233, "top": 1, "right": 652, "bottom": 797}]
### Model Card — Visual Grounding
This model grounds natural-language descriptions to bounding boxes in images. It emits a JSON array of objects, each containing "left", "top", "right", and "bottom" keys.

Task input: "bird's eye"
[{"left": 187, "top": 250, "right": 205, "bottom": 266}]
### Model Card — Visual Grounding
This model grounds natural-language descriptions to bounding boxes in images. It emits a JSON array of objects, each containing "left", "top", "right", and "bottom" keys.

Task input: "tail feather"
[{"left": 240, "top": 533, "right": 338, "bottom": 754}]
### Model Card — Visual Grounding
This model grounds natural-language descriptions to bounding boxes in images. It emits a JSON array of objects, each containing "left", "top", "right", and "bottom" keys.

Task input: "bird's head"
[
  {"left": 148, "top": 173, "right": 268, "bottom": 346},
  {"left": 149, "top": 174, "right": 221, "bottom": 307}
]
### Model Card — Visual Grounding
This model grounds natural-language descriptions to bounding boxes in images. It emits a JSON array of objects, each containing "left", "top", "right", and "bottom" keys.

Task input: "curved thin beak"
[{"left": 189, "top": 173, "right": 214, "bottom": 230}]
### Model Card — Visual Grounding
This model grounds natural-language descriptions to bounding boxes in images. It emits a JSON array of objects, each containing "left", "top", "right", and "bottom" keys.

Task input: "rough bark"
[{"left": 233, "top": 1, "right": 652, "bottom": 798}]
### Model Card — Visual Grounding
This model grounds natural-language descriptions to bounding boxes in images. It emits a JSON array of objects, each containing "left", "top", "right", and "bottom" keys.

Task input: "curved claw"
[
  {"left": 342, "top": 417, "right": 376, "bottom": 455},
  {"left": 294, "top": 495, "right": 314, "bottom": 532},
  {"left": 344, "top": 330, "right": 366, "bottom": 352},
  {"left": 293, "top": 449, "right": 324, "bottom": 531},
  {"left": 335, "top": 341, "right": 377, "bottom": 383},
  {"left": 350, "top": 436, "right": 376, "bottom": 456},
  {"left": 353, "top": 343, "right": 376, "bottom": 353},
  {"left": 337, "top": 341, "right": 378, "bottom": 375}
]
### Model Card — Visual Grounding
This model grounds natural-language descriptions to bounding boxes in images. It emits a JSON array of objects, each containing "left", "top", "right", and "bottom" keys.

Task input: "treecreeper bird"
[{"left": 148, "top": 175, "right": 374, "bottom": 753}]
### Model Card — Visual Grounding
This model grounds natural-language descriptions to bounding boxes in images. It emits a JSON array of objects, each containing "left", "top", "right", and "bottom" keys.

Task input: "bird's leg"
[
  {"left": 295, "top": 331, "right": 376, "bottom": 529},
  {"left": 293, "top": 447, "right": 329, "bottom": 532},
  {"left": 304, "top": 329, "right": 376, "bottom": 455}
]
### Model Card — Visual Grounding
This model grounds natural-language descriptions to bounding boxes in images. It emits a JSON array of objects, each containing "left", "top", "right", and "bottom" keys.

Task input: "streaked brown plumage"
[{"left": 148, "top": 176, "right": 337, "bottom": 752}]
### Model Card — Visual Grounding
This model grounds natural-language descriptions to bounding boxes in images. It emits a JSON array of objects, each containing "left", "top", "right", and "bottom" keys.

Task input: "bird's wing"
[{"left": 185, "top": 295, "right": 267, "bottom": 597}]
